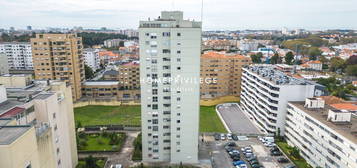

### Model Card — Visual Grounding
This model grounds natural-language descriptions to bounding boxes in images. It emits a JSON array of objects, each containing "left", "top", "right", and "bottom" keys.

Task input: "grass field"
[
  {"left": 74, "top": 105, "right": 141, "bottom": 126},
  {"left": 78, "top": 133, "right": 126, "bottom": 152},
  {"left": 276, "top": 141, "right": 312, "bottom": 168},
  {"left": 199, "top": 106, "right": 227, "bottom": 133},
  {"left": 76, "top": 158, "right": 106, "bottom": 168},
  {"left": 74, "top": 105, "right": 226, "bottom": 133}
]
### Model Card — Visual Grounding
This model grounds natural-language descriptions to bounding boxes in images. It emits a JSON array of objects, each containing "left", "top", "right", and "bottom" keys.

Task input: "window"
[
  {"left": 177, "top": 58, "right": 181, "bottom": 62},
  {"left": 163, "top": 49, "right": 170, "bottom": 53},
  {"left": 177, "top": 50, "right": 181, "bottom": 54},
  {"left": 152, "top": 89, "right": 158, "bottom": 95},
  {"left": 153, "top": 126, "right": 158, "bottom": 131},
  {"left": 162, "top": 32, "right": 170, "bottom": 36},
  {"left": 177, "top": 33, "right": 181, "bottom": 36},
  {"left": 153, "top": 96, "right": 158, "bottom": 102},
  {"left": 152, "top": 104, "right": 158, "bottom": 110},
  {"left": 177, "top": 127, "right": 181, "bottom": 131},
  {"left": 177, "top": 97, "right": 181, "bottom": 101},
  {"left": 153, "top": 119, "right": 158, "bottom": 124},
  {"left": 177, "top": 67, "right": 181, "bottom": 70},
  {"left": 177, "top": 120, "right": 180, "bottom": 123}
]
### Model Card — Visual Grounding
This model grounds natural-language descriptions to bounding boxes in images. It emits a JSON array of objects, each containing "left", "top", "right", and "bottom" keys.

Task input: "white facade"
[
  {"left": 286, "top": 101, "right": 357, "bottom": 168},
  {"left": 139, "top": 11, "right": 201, "bottom": 163},
  {"left": 0, "top": 53, "right": 9, "bottom": 75},
  {"left": 240, "top": 65, "right": 326, "bottom": 135},
  {"left": 83, "top": 48, "right": 100, "bottom": 71},
  {"left": 0, "top": 42, "right": 33, "bottom": 69}
]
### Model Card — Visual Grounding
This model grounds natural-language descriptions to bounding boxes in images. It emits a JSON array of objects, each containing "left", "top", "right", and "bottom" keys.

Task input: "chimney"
[{"left": 304, "top": 97, "right": 325, "bottom": 109}]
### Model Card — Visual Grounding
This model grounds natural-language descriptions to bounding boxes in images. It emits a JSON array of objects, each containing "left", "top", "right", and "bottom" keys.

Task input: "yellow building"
[
  {"left": 31, "top": 34, "right": 85, "bottom": 101},
  {"left": 200, "top": 51, "right": 252, "bottom": 100}
]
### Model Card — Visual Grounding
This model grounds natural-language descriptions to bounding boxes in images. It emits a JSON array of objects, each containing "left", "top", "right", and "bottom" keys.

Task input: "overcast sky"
[{"left": 1, "top": 0, "right": 356, "bottom": 30}]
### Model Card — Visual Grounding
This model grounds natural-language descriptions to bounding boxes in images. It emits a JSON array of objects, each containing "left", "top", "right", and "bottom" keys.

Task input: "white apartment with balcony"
[
  {"left": 286, "top": 98, "right": 357, "bottom": 168},
  {"left": 139, "top": 11, "right": 201, "bottom": 163},
  {"left": 240, "top": 65, "right": 326, "bottom": 135},
  {"left": 83, "top": 48, "right": 100, "bottom": 71},
  {"left": 0, "top": 42, "right": 33, "bottom": 70}
]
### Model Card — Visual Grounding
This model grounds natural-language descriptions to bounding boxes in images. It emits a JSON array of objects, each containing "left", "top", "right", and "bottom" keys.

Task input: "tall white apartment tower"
[{"left": 139, "top": 11, "right": 201, "bottom": 163}]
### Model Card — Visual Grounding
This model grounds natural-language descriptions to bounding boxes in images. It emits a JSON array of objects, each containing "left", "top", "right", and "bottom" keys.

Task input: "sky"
[{"left": 0, "top": 0, "right": 357, "bottom": 30}]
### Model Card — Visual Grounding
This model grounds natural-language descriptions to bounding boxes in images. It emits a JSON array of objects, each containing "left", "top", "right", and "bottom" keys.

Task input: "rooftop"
[
  {"left": 201, "top": 51, "right": 249, "bottom": 59},
  {"left": 245, "top": 65, "right": 308, "bottom": 85},
  {"left": 330, "top": 103, "right": 357, "bottom": 111},
  {"left": 84, "top": 81, "right": 119, "bottom": 86},
  {"left": 0, "top": 126, "right": 32, "bottom": 145},
  {"left": 0, "top": 118, "right": 13, "bottom": 126},
  {"left": 290, "top": 101, "right": 357, "bottom": 144},
  {"left": 0, "top": 107, "right": 25, "bottom": 118},
  {"left": 103, "top": 70, "right": 119, "bottom": 76}
]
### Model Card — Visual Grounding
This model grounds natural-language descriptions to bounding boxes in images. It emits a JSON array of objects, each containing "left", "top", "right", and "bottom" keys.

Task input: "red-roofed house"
[
  {"left": 330, "top": 103, "right": 357, "bottom": 111},
  {"left": 301, "top": 60, "right": 323, "bottom": 71}
]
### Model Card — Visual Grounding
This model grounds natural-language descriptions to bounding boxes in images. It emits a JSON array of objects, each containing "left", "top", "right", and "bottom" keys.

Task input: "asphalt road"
[{"left": 217, "top": 103, "right": 262, "bottom": 135}]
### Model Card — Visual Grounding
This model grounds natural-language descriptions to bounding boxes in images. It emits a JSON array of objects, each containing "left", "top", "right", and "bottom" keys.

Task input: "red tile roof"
[
  {"left": 330, "top": 103, "right": 357, "bottom": 111},
  {"left": 0, "top": 107, "right": 25, "bottom": 118}
]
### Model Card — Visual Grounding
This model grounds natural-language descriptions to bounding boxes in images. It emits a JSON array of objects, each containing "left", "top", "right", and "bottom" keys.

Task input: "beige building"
[
  {"left": 0, "top": 74, "right": 33, "bottom": 88},
  {"left": 31, "top": 34, "right": 85, "bottom": 101},
  {"left": 200, "top": 51, "right": 251, "bottom": 99},
  {"left": 118, "top": 62, "right": 140, "bottom": 90},
  {"left": 0, "top": 78, "right": 78, "bottom": 168},
  {"left": 82, "top": 81, "right": 140, "bottom": 101}
]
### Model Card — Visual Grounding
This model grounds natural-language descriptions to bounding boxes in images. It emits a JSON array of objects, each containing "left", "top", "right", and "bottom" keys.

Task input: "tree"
[
  {"left": 85, "top": 155, "right": 98, "bottom": 168},
  {"left": 291, "top": 147, "right": 301, "bottom": 159},
  {"left": 85, "top": 64, "right": 94, "bottom": 79},
  {"left": 346, "top": 55, "right": 357, "bottom": 65},
  {"left": 319, "top": 55, "right": 329, "bottom": 69},
  {"left": 250, "top": 53, "right": 262, "bottom": 64},
  {"left": 346, "top": 65, "right": 357, "bottom": 76},
  {"left": 329, "top": 57, "right": 345, "bottom": 72},
  {"left": 307, "top": 47, "right": 322, "bottom": 60},
  {"left": 285, "top": 52, "right": 294, "bottom": 65},
  {"left": 270, "top": 53, "right": 279, "bottom": 64}
]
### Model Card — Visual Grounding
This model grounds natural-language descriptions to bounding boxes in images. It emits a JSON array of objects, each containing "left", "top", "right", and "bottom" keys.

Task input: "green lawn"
[
  {"left": 276, "top": 141, "right": 312, "bottom": 168},
  {"left": 199, "top": 106, "right": 227, "bottom": 133},
  {"left": 74, "top": 105, "right": 227, "bottom": 133},
  {"left": 78, "top": 133, "right": 126, "bottom": 152},
  {"left": 76, "top": 158, "right": 105, "bottom": 168},
  {"left": 74, "top": 105, "right": 141, "bottom": 126}
]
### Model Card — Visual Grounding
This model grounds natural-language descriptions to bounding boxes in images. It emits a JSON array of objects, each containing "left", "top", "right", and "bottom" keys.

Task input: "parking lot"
[
  {"left": 205, "top": 136, "right": 293, "bottom": 168},
  {"left": 217, "top": 103, "right": 262, "bottom": 135}
]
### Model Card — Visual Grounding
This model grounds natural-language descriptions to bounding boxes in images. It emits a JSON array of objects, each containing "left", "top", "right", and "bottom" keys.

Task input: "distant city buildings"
[
  {"left": 200, "top": 51, "right": 251, "bottom": 99},
  {"left": 83, "top": 48, "right": 100, "bottom": 71},
  {"left": 103, "top": 39, "right": 122, "bottom": 48},
  {"left": 286, "top": 98, "right": 357, "bottom": 168},
  {"left": 0, "top": 53, "right": 9, "bottom": 75},
  {"left": 0, "top": 42, "right": 33, "bottom": 70},
  {"left": 139, "top": 11, "right": 201, "bottom": 163},
  {"left": 240, "top": 65, "right": 326, "bottom": 135},
  {"left": 31, "top": 34, "right": 85, "bottom": 101},
  {"left": 0, "top": 75, "right": 78, "bottom": 168}
]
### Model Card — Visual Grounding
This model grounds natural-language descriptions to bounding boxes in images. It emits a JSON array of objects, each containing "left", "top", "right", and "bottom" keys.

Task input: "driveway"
[{"left": 217, "top": 103, "right": 262, "bottom": 135}]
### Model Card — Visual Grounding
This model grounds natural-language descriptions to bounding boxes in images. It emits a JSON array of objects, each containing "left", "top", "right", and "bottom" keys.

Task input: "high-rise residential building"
[
  {"left": 139, "top": 11, "right": 201, "bottom": 163},
  {"left": 83, "top": 48, "right": 100, "bottom": 71},
  {"left": 240, "top": 65, "right": 326, "bottom": 135},
  {"left": 286, "top": 98, "right": 357, "bottom": 168},
  {"left": 0, "top": 76, "right": 78, "bottom": 168},
  {"left": 31, "top": 34, "right": 85, "bottom": 101},
  {"left": 0, "top": 42, "right": 33, "bottom": 70},
  {"left": 200, "top": 51, "right": 251, "bottom": 99},
  {"left": 103, "top": 39, "right": 122, "bottom": 48},
  {"left": 0, "top": 53, "right": 9, "bottom": 75}
]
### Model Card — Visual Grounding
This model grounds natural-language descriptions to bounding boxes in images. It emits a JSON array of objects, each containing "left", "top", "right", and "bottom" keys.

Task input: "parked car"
[
  {"left": 271, "top": 151, "right": 283, "bottom": 156},
  {"left": 232, "top": 134, "right": 239, "bottom": 141},
  {"left": 214, "top": 133, "right": 220, "bottom": 140},
  {"left": 229, "top": 150, "right": 240, "bottom": 156},
  {"left": 225, "top": 146, "right": 234, "bottom": 152},
  {"left": 110, "top": 164, "right": 122, "bottom": 168},
  {"left": 225, "top": 142, "right": 236, "bottom": 147},
  {"left": 245, "top": 152, "right": 254, "bottom": 158},
  {"left": 232, "top": 155, "right": 241, "bottom": 161},
  {"left": 220, "top": 133, "right": 226, "bottom": 140},
  {"left": 251, "top": 164, "right": 262, "bottom": 168},
  {"left": 227, "top": 133, "right": 233, "bottom": 140},
  {"left": 247, "top": 156, "right": 257, "bottom": 162},
  {"left": 237, "top": 164, "right": 248, "bottom": 168},
  {"left": 250, "top": 160, "right": 259, "bottom": 165},
  {"left": 233, "top": 160, "right": 246, "bottom": 166},
  {"left": 277, "top": 157, "right": 289, "bottom": 163},
  {"left": 270, "top": 147, "right": 280, "bottom": 152}
]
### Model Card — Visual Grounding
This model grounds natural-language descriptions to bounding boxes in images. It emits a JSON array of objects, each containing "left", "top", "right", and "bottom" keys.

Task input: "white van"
[{"left": 264, "top": 136, "right": 275, "bottom": 143}]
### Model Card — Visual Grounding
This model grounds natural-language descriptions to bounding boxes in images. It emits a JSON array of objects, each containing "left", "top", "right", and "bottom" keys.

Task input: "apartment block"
[
  {"left": 118, "top": 62, "right": 140, "bottom": 90},
  {"left": 240, "top": 65, "right": 326, "bottom": 135},
  {"left": 286, "top": 98, "right": 357, "bottom": 168},
  {"left": 0, "top": 42, "right": 33, "bottom": 70},
  {"left": 82, "top": 81, "right": 140, "bottom": 101},
  {"left": 31, "top": 34, "right": 85, "bottom": 101},
  {"left": 200, "top": 51, "right": 251, "bottom": 99},
  {"left": 83, "top": 48, "right": 100, "bottom": 71},
  {"left": 139, "top": 11, "right": 201, "bottom": 163},
  {"left": 0, "top": 78, "right": 78, "bottom": 168}
]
